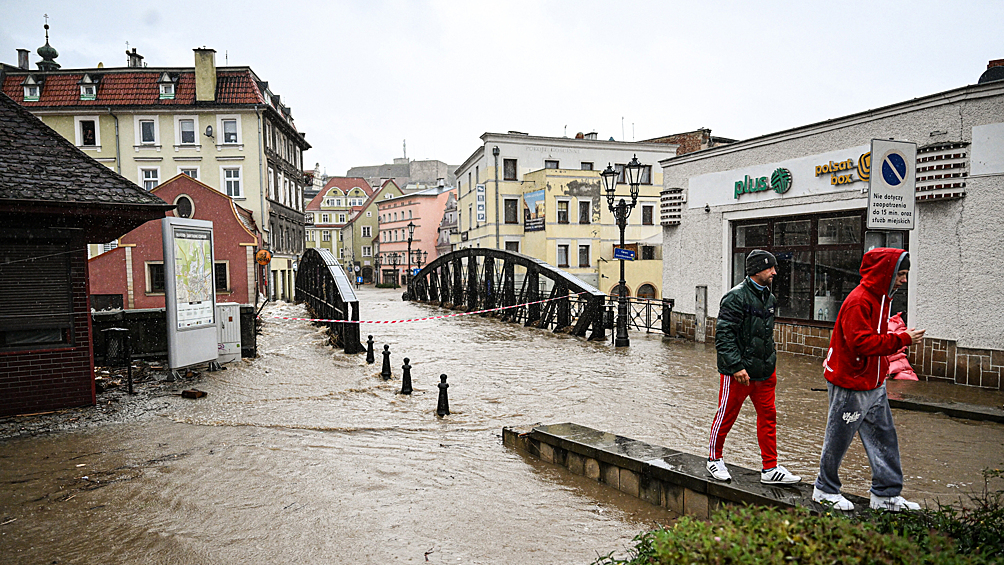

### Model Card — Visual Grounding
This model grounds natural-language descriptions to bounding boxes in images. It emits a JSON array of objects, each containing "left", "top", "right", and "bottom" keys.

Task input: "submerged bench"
[{"left": 502, "top": 423, "right": 868, "bottom": 519}]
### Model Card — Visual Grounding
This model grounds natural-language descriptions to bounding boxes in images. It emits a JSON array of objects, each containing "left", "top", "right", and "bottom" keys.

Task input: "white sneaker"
[
  {"left": 707, "top": 459, "right": 731, "bottom": 481},
  {"left": 812, "top": 486, "right": 854, "bottom": 511},
  {"left": 870, "top": 493, "right": 921, "bottom": 512},
  {"left": 761, "top": 465, "right": 801, "bottom": 485}
]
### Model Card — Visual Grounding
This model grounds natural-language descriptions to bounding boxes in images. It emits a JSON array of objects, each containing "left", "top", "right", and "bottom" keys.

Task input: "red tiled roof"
[
  {"left": 321, "top": 177, "right": 374, "bottom": 197},
  {"left": 1, "top": 68, "right": 265, "bottom": 107}
]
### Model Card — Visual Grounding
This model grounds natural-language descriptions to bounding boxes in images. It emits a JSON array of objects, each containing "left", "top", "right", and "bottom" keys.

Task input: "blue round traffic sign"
[{"left": 881, "top": 151, "right": 908, "bottom": 186}]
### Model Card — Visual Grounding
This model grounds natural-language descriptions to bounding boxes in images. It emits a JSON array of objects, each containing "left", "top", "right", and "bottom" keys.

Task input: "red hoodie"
[{"left": 822, "top": 248, "right": 913, "bottom": 391}]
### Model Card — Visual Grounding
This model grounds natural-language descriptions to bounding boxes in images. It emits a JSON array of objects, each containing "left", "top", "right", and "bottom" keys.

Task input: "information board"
[
  {"left": 867, "top": 139, "right": 916, "bottom": 230},
  {"left": 162, "top": 217, "right": 219, "bottom": 370}
]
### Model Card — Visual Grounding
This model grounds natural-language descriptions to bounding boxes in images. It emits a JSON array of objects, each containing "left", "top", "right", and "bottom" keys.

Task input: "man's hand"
[
  {"left": 905, "top": 328, "right": 926, "bottom": 345},
  {"left": 733, "top": 369, "right": 750, "bottom": 385}
]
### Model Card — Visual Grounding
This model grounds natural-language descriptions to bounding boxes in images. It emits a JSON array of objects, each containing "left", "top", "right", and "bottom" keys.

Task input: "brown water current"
[{"left": 1, "top": 286, "right": 1002, "bottom": 564}]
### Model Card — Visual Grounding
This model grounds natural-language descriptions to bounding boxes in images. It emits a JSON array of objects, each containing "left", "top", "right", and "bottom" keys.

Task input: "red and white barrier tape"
[{"left": 261, "top": 292, "right": 590, "bottom": 324}]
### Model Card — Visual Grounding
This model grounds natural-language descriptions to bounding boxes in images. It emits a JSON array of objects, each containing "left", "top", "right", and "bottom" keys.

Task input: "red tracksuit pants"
[{"left": 708, "top": 372, "right": 777, "bottom": 469}]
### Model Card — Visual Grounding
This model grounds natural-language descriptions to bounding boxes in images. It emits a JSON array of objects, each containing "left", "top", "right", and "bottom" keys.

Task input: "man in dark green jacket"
[{"left": 706, "top": 250, "right": 801, "bottom": 485}]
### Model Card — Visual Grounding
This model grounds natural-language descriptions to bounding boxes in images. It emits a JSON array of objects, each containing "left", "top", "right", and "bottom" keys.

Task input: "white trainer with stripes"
[
  {"left": 706, "top": 459, "right": 731, "bottom": 481},
  {"left": 760, "top": 465, "right": 801, "bottom": 485}
]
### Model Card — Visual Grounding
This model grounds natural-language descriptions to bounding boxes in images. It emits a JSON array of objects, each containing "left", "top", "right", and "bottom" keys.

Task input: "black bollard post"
[
  {"left": 366, "top": 335, "right": 375, "bottom": 364},
  {"left": 436, "top": 374, "right": 450, "bottom": 416},
  {"left": 400, "top": 358, "right": 413, "bottom": 395},
  {"left": 381, "top": 345, "right": 392, "bottom": 380}
]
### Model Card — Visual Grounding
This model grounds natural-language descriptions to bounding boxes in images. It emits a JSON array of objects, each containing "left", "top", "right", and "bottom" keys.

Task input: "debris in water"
[{"left": 181, "top": 389, "right": 207, "bottom": 399}]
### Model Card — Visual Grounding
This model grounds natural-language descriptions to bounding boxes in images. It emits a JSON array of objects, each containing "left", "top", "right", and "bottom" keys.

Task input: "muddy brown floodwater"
[{"left": 1, "top": 287, "right": 1002, "bottom": 564}]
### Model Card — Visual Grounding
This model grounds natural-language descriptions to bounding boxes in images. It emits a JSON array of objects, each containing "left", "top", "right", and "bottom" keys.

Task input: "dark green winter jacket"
[{"left": 715, "top": 277, "right": 777, "bottom": 381}]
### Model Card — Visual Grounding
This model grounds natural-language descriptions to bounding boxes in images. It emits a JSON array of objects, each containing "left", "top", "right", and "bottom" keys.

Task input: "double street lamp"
[
  {"left": 601, "top": 155, "right": 644, "bottom": 348},
  {"left": 405, "top": 222, "right": 416, "bottom": 299}
]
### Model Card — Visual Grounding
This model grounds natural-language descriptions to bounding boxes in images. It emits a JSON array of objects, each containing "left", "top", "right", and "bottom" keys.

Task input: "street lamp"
[
  {"left": 374, "top": 253, "right": 382, "bottom": 285},
  {"left": 390, "top": 252, "right": 401, "bottom": 288},
  {"left": 602, "top": 155, "right": 644, "bottom": 347},
  {"left": 405, "top": 221, "right": 416, "bottom": 298}
]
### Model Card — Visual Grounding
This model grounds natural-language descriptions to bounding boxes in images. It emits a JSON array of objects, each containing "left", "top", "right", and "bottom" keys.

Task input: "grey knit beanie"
[{"left": 746, "top": 250, "right": 777, "bottom": 277}]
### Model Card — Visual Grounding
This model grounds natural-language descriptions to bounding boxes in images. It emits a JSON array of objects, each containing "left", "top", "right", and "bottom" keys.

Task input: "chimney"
[
  {"left": 193, "top": 47, "right": 217, "bottom": 102},
  {"left": 127, "top": 47, "right": 144, "bottom": 68},
  {"left": 17, "top": 49, "right": 29, "bottom": 70}
]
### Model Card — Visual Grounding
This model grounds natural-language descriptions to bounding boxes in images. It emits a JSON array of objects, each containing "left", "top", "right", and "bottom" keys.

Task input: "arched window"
[
  {"left": 637, "top": 284, "right": 657, "bottom": 300},
  {"left": 611, "top": 284, "right": 630, "bottom": 297},
  {"left": 174, "top": 195, "right": 194, "bottom": 218}
]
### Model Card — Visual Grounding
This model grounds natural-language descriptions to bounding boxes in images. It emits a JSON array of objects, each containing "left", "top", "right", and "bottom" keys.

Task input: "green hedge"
[{"left": 594, "top": 469, "right": 1002, "bottom": 565}]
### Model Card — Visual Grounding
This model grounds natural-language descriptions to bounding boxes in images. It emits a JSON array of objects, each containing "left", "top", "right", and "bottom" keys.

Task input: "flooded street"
[{"left": 2, "top": 286, "right": 1002, "bottom": 564}]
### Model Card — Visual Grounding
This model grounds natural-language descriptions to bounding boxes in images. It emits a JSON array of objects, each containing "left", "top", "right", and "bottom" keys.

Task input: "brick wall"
[
  {"left": 666, "top": 311, "right": 1001, "bottom": 390},
  {"left": 0, "top": 250, "right": 95, "bottom": 417}
]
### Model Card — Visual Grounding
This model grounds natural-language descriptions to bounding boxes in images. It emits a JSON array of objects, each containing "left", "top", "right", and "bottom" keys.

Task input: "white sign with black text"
[{"left": 867, "top": 139, "right": 916, "bottom": 230}]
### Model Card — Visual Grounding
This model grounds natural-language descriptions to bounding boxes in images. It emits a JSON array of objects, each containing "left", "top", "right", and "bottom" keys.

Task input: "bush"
[{"left": 594, "top": 469, "right": 1003, "bottom": 565}]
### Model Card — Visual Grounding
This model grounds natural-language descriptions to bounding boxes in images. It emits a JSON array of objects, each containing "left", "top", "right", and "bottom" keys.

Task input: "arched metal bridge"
[
  {"left": 294, "top": 248, "right": 364, "bottom": 354},
  {"left": 405, "top": 248, "right": 608, "bottom": 341}
]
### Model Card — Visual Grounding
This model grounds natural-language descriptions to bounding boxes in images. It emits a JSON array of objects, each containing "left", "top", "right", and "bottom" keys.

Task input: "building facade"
[
  {"left": 454, "top": 132, "right": 676, "bottom": 295},
  {"left": 89, "top": 174, "right": 262, "bottom": 309},
  {"left": 659, "top": 63, "right": 1004, "bottom": 389},
  {"left": 1, "top": 40, "right": 308, "bottom": 302},
  {"left": 376, "top": 184, "right": 456, "bottom": 285}
]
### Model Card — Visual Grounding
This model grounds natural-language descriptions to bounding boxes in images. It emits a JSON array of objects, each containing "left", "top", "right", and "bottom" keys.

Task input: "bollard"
[
  {"left": 381, "top": 345, "right": 392, "bottom": 380},
  {"left": 400, "top": 358, "right": 413, "bottom": 395},
  {"left": 436, "top": 374, "right": 450, "bottom": 416},
  {"left": 366, "top": 335, "right": 375, "bottom": 364}
]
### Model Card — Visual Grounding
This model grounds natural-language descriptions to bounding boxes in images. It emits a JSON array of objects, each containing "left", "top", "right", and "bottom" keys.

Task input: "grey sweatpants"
[{"left": 814, "top": 381, "right": 904, "bottom": 497}]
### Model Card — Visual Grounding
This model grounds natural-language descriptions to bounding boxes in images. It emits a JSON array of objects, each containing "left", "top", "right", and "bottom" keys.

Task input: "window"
[
  {"left": 504, "top": 198, "right": 519, "bottom": 224},
  {"left": 557, "top": 244, "right": 569, "bottom": 267},
  {"left": 23, "top": 85, "right": 39, "bottom": 101},
  {"left": 639, "top": 165, "right": 653, "bottom": 185},
  {"left": 394, "top": 212, "right": 398, "bottom": 221},
  {"left": 731, "top": 212, "right": 876, "bottom": 323},
  {"left": 214, "top": 262, "right": 229, "bottom": 292},
  {"left": 322, "top": 230, "right": 331, "bottom": 241},
  {"left": 503, "top": 159, "right": 517, "bottom": 181},
  {"left": 578, "top": 200, "right": 591, "bottom": 224},
  {"left": 557, "top": 200, "right": 569, "bottom": 224},
  {"left": 642, "top": 204, "right": 654, "bottom": 225},
  {"left": 223, "top": 167, "right": 242, "bottom": 198},
  {"left": 366, "top": 211, "right": 372, "bottom": 217},
  {"left": 179, "top": 119, "right": 195, "bottom": 144},
  {"left": 362, "top": 226, "right": 372, "bottom": 237},
  {"left": 80, "top": 84, "right": 96, "bottom": 100},
  {"left": 637, "top": 284, "right": 657, "bottom": 300},
  {"left": 76, "top": 117, "right": 98, "bottom": 147},
  {"left": 139, "top": 119, "right": 156, "bottom": 144},
  {"left": 159, "top": 83, "right": 175, "bottom": 98},
  {"left": 179, "top": 167, "right": 198, "bottom": 179},
  {"left": 222, "top": 119, "right": 238, "bottom": 144},
  {"left": 505, "top": 241, "right": 520, "bottom": 253},
  {"left": 306, "top": 213, "right": 314, "bottom": 223},
  {"left": 544, "top": 160, "right": 559, "bottom": 169},
  {"left": 140, "top": 168, "right": 159, "bottom": 190},
  {"left": 268, "top": 167, "right": 275, "bottom": 199},
  {"left": 339, "top": 247, "right": 345, "bottom": 259},
  {"left": 306, "top": 230, "right": 314, "bottom": 242},
  {"left": 147, "top": 263, "right": 165, "bottom": 293},
  {"left": 337, "top": 213, "right": 346, "bottom": 223},
  {"left": 641, "top": 245, "right": 656, "bottom": 260},
  {"left": 0, "top": 243, "right": 73, "bottom": 350},
  {"left": 362, "top": 246, "right": 372, "bottom": 257},
  {"left": 578, "top": 245, "right": 590, "bottom": 268},
  {"left": 581, "top": 162, "right": 594, "bottom": 171},
  {"left": 322, "top": 213, "right": 330, "bottom": 223},
  {"left": 175, "top": 195, "right": 194, "bottom": 218}
]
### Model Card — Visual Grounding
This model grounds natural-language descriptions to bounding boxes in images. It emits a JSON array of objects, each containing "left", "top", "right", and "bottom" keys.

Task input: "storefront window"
[{"left": 731, "top": 211, "right": 900, "bottom": 324}]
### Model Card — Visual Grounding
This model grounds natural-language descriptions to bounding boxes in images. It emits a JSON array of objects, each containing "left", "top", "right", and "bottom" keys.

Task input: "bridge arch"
[
  {"left": 407, "top": 248, "right": 608, "bottom": 340},
  {"left": 294, "top": 247, "right": 364, "bottom": 354}
]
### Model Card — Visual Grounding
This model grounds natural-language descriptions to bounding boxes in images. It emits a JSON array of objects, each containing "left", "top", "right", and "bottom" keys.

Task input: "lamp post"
[
  {"left": 602, "top": 155, "right": 644, "bottom": 347},
  {"left": 390, "top": 252, "right": 401, "bottom": 288},
  {"left": 405, "top": 221, "right": 415, "bottom": 298},
  {"left": 493, "top": 146, "right": 500, "bottom": 249}
]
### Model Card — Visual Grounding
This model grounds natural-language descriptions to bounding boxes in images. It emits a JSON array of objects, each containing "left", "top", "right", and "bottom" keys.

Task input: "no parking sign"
[{"left": 867, "top": 139, "right": 916, "bottom": 230}]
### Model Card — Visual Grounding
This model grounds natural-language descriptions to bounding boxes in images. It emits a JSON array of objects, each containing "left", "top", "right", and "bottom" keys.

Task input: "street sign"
[
  {"left": 413, "top": 268, "right": 420, "bottom": 276},
  {"left": 613, "top": 247, "right": 636, "bottom": 261},
  {"left": 255, "top": 249, "right": 272, "bottom": 265},
  {"left": 867, "top": 139, "right": 916, "bottom": 230},
  {"left": 356, "top": 276, "right": 363, "bottom": 284},
  {"left": 476, "top": 184, "right": 486, "bottom": 222}
]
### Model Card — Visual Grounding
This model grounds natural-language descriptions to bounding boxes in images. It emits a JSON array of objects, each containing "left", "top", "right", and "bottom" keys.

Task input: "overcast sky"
[{"left": 2, "top": 1, "right": 1000, "bottom": 177}]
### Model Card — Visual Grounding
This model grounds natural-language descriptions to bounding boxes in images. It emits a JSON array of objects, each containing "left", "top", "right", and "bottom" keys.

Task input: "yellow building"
[{"left": 454, "top": 132, "right": 675, "bottom": 297}]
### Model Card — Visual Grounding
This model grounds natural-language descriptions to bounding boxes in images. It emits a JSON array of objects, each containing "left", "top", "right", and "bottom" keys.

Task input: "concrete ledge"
[
  {"left": 887, "top": 395, "right": 1004, "bottom": 424},
  {"left": 503, "top": 422, "right": 869, "bottom": 519}
]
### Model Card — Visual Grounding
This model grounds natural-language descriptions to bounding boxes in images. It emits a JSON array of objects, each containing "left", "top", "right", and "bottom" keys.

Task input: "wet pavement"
[{"left": 1, "top": 286, "right": 1002, "bottom": 564}]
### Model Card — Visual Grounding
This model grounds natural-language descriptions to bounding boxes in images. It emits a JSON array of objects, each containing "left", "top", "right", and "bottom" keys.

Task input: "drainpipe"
[
  {"left": 493, "top": 146, "right": 500, "bottom": 249},
  {"left": 107, "top": 107, "right": 121, "bottom": 174},
  {"left": 256, "top": 105, "right": 267, "bottom": 305}
]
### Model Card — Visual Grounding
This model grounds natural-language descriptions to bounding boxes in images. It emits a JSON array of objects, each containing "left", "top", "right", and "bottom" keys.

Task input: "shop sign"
[
  {"left": 734, "top": 168, "right": 792, "bottom": 199},
  {"left": 814, "top": 152, "right": 871, "bottom": 186},
  {"left": 867, "top": 139, "right": 916, "bottom": 230}
]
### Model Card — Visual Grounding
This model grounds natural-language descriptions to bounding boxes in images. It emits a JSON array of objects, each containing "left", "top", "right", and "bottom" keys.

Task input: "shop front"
[{"left": 658, "top": 74, "right": 1004, "bottom": 389}]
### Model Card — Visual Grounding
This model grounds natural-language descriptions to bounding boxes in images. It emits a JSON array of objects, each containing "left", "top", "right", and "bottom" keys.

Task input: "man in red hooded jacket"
[{"left": 811, "top": 248, "right": 925, "bottom": 512}]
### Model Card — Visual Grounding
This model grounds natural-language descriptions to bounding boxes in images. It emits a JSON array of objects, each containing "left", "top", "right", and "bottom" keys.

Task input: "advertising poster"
[
  {"left": 523, "top": 189, "right": 545, "bottom": 232},
  {"left": 173, "top": 228, "right": 215, "bottom": 329}
]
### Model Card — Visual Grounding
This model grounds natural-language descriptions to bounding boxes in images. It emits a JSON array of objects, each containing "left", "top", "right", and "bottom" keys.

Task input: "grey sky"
[{"left": 2, "top": 1, "right": 1000, "bottom": 177}]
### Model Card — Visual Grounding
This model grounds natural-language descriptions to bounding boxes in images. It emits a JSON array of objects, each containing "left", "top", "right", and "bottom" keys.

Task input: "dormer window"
[
  {"left": 157, "top": 72, "right": 176, "bottom": 99},
  {"left": 24, "top": 85, "right": 40, "bottom": 101},
  {"left": 78, "top": 74, "right": 99, "bottom": 101}
]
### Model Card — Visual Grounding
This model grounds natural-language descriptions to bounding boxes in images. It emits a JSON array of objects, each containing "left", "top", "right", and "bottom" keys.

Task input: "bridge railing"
[
  {"left": 604, "top": 295, "right": 676, "bottom": 336},
  {"left": 407, "top": 248, "right": 609, "bottom": 341},
  {"left": 294, "top": 248, "right": 364, "bottom": 354}
]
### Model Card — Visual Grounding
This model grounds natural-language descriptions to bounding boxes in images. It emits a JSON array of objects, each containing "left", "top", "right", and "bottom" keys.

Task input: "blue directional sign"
[
  {"left": 413, "top": 268, "right": 421, "bottom": 276},
  {"left": 613, "top": 247, "right": 636, "bottom": 261}
]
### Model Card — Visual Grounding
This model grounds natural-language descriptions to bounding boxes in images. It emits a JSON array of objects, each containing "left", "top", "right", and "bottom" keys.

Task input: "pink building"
[{"left": 377, "top": 185, "right": 456, "bottom": 285}]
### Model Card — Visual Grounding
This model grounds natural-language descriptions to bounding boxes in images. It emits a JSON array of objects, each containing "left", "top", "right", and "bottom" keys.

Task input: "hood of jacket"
[{"left": 859, "top": 247, "right": 909, "bottom": 298}]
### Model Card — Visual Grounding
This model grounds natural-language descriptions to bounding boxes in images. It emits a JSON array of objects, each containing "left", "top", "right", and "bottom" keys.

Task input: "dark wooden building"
[{"left": 0, "top": 92, "right": 172, "bottom": 417}]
